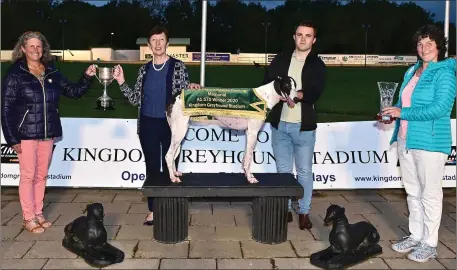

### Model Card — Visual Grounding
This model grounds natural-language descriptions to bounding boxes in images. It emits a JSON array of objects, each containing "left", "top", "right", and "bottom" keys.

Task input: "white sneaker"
[
  {"left": 407, "top": 243, "right": 437, "bottom": 263},
  {"left": 391, "top": 236, "right": 419, "bottom": 253}
]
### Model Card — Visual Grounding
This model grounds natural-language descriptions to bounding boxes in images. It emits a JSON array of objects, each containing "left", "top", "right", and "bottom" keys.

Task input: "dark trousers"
[{"left": 138, "top": 115, "right": 178, "bottom": 212}]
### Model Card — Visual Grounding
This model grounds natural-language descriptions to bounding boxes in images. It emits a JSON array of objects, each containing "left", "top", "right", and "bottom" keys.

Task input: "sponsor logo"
[
  {"left": 62, "top": 148, "right": 144, "bottom": 162},
  {"left": 121, "top": 171, "right": 146, "bottom": 183},
  {"left": 313, "top": 150, "right": 388, "bottom": 165},
  {"left": 314, "top": 173, "right": 336, "bottom": 184},
  {"left": 1, "top": 143, "right": 56, "bottom": 164}
]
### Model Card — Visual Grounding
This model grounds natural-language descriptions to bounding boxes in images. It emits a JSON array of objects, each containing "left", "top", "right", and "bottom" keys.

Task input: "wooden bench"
[{"left": 142, "top": 172, "right": 303, "bottom": 245}]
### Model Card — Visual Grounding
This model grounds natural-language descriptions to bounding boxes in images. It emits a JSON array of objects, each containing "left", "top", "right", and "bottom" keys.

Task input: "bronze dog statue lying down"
[
  {"left": 310, "top": 204, "right": 382, "bottom": 270},
  {"left": 62, "top": 203, "right": 124, "bottom": 267}
]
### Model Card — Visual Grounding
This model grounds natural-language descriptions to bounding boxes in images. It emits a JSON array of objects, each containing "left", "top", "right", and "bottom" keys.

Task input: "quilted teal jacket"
[{"left": 390, "top": 58, "right": 456, "bottom": 155}]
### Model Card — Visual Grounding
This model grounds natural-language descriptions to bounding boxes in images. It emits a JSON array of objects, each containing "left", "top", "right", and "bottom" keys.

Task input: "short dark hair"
[
  {"left": 148, "top": 26, "right": 169, "bottom": 43},
  {"left": 295, "top": 20, "right": 317, "bottom": 37},
  {"left": 413, "top": 24, "right": 447, "bottom": 60}
]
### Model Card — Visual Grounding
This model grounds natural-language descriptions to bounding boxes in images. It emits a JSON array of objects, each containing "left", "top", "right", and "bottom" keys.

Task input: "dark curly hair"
[{"left": 413, "top": 24, "right": 447, "bottom": 61}]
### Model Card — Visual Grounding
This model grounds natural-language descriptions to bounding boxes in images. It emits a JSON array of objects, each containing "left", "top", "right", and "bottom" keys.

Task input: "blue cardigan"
[{"left": 390, "top": 58, "right": 456, "bottom": 155}]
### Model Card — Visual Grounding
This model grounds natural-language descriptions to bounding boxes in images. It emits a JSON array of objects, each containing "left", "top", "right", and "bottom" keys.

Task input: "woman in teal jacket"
[{"left": 382, "top": 24, "right": 456, "bottom": 263}]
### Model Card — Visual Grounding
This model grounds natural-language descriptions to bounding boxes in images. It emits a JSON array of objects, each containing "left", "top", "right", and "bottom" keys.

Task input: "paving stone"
[
  {"left": 443, "top": 202, "right": 456, "bottom": 213},
  {"left": 375, "top": 240, "right": 406, "bottom": 258},
  {"left": 6, "top": 211, "right": 60, "bottom": 226},
  {"left": 191, "top": 212, "right": 236, "bottom": 226},
  {"left": 1, "top": 194, "right": 20, "bottom": 201},
  {"left": 342, "top": 193, "right": 387, "bottom": 202},
  {"left": 383, "top": 258, "right": 445, "bottom": 269},
  {"left": 42, "top": 203, "right": 86, "bottom": 216},
  {"left": 189, "top": 204, "right": 211, "bottom": 215},
  {"left": 335, "top": 202, "right": 381, "bottom": 214},
  {"left": 160, "top": 259, "right": 216, "bottom": 269},
  {"left": 212, "top": 205, "right": 252, "bottom": 215},
  {"left": 135, "top": 240, "right": 188, "bottom": 258},
  {"left": 2, "top": 202, "right": 22, "bottom": 216},
  {"left": 104, "top": 259, "right": 160, "bottom": 269},
  {"left": 43, "top": 193, "right": 77, "bottom": 202},
  {"left": 188, "top": 226, "right": 216, "bottom": 241},
  {"left": 217, "top": 258, "right": 272, "bottom": 269},
  {"left": 98, "top": 202, "right": 131, "bottom": 214},
  {"left": 127, "top": 203, "right": 148, "bottom": 214},
  {"left": 346, "top": 258, "right": 390, "bottom": 269},
  {"left": 436, "top": 242, "right": 456, "bottom": 258},
  {"left": 362, "top": 213, "right": 408, "bottom": 227},
  {"left": 42, "top": 259, "right": 99, "bottom": 269},
  {"left": 2, "top": 212, "right": 18, "bottom": 225},
  {"left": 371, "top": 202, "right": 409, "bottom": 215},
  {"left": 372, "top": 225, "right": 407, "bottom": 240},
  {"left": 72, "top": 193, "right": 116, "bottom": 203},
  {"left": 52, "top": 214, "right": 86, "bottom": 226},
  {"left": 447, "top": 212, "right": 456, "bottom": 220},
  {"left": 102, "top": 214, "right": 145, "bottom": 225},
  {"left": 444, "top": 225, "right": 455, "bottom": 234},
  {"left": 1, "top": 241, "right": 35, "bottom": 258},
  {"left": 24, "top": 240, "right": 78, "bottom": 258},
  {"left": 241, "top": 241, "right": 296, "bottom": 258},
  {"left": 2, "top": 201, "right": 10, "bottom": 208},
  {"left": 189, "top": 240, "right": 242, "bottom": 258},
  {"left": 214, "top": 226, "right": 252, "bottom": 241},
  {"left": 107, "top": 240, "right": 138, "bottom": 259},
  {"left": 317, "top": 213, "right": 368, "bottom": 225},
  {"left": 286, "top": 226, "right": 315, "bottom": 241},
  {"left": 112, "top": 192, "right": 144, "bottom": 202},
  {"left": 378, "top": 192, "right": 407, "bottom": 202},
  {"left": 441, "top": 239, "right": 456, "bottom": 253},
  {"left": 274, "top": 258, "right": 320, "bottom": 269},
  {"left": 234, "top": 213, "right": 252, "bottom": 227},
  {"left": 290, "top": 240, "right": 327, "bottom": 257},
  {"left": 310, "top": 193, "right": 348, "bottom": 205},
  {"left": 116, "top": 225, "right": 152, "bottom": 240},
  {"left": 438, "top": 258, "right": 456, "bottom": 269},
  {"left": 1, "top": 259, "right": 48, "bottom": 269},
  {"left": 2, "top": 225, "right": 24, "bottom": 241}
]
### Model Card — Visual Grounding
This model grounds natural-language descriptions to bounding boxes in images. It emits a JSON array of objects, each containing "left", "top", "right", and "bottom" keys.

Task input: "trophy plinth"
[
  {"left": 94, "top": 66, "right": 115, "bottom": 110},
  {"left": 377, "top": 82, "right": 398, "bottom": 123}
]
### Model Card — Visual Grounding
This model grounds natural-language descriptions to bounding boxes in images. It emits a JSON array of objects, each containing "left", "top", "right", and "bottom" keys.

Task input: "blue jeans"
[{"left": 271, "top": 121, "right": 316, "bottom": 214}]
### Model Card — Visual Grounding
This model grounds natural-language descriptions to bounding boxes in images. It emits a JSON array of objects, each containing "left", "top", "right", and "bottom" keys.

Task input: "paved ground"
[{"left": 1, "top": 187, "right": 455, "bottom": 269}]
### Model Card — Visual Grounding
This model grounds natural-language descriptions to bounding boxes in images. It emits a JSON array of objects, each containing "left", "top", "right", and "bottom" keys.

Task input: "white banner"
[{"left": 1, "top": 118, "right": 455, "bottom": 189}]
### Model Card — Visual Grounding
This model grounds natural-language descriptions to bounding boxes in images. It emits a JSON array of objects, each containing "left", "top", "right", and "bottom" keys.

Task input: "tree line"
[{"left": 2, "top": 0, "right": 455, "bottom": 55}]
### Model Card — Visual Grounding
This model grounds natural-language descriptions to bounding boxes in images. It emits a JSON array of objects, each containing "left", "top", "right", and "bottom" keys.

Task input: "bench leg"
[
  {"left": 152, "top": 197, "right": 189, "bottom": 244},
  {"left": 252, "top": 197, "right": 288, "bottom": 244}
]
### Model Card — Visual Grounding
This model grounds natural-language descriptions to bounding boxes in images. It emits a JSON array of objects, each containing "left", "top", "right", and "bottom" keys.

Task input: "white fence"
[{"left": 1, "top": 118, "right": 455, "bottom": 189}]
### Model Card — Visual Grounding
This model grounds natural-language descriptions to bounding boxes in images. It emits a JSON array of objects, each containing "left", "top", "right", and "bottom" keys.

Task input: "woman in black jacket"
[{"left": 1, "top": 31, "right": 96, "bottom": 233}]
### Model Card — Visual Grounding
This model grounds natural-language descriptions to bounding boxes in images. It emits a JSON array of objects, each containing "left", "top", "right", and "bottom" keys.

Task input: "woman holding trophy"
[
  {"left": 1, "top": 31, "right": 96, "bottom": 233},
  {"left": 112, "top": 26, "right": 200, "bottom": 225},
  {"left": 380, "top": 24, "right": 456, "bottom": 262}
]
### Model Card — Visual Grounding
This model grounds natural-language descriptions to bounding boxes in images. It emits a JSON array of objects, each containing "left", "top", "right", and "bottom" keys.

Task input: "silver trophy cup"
[
  {"left": 94, "top": 66, "right": 115, "bottom": 110},
  {"left": 377, "top": 82, "right": 398, "bottom": 122}
]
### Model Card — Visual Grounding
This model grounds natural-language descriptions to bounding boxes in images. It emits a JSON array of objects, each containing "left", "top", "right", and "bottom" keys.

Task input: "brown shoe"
[
  {"left": 298, "top": 214, "right": 312, "bottom": 230},
  {"left": 288, "top": 211, "right": 293, "bottom": 223}
]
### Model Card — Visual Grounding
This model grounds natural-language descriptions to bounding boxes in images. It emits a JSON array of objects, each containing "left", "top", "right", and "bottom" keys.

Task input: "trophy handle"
[{"left": 93, "top": 64, "right": 102, "bottom": 84}]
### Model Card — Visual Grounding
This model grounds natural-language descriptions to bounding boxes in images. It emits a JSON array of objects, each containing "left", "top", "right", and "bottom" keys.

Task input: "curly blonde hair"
[{"left": 12, "top": 31, "right": 54, "bottom": 64}]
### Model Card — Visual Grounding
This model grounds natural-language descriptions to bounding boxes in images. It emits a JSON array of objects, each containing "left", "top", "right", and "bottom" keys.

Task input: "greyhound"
[{"left": 165, "top": 76, "right": 297, "bottom": 184}]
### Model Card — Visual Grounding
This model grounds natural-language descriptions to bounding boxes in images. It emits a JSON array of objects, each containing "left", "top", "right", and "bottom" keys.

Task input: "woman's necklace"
[{"left": 152, "top": 56, "right": 168, "bottom": 71}]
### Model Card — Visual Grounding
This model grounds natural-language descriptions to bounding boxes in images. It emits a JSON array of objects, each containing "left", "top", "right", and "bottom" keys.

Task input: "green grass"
[{"left": 2, "top": 62, "right": 455, "bottom": 122}]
